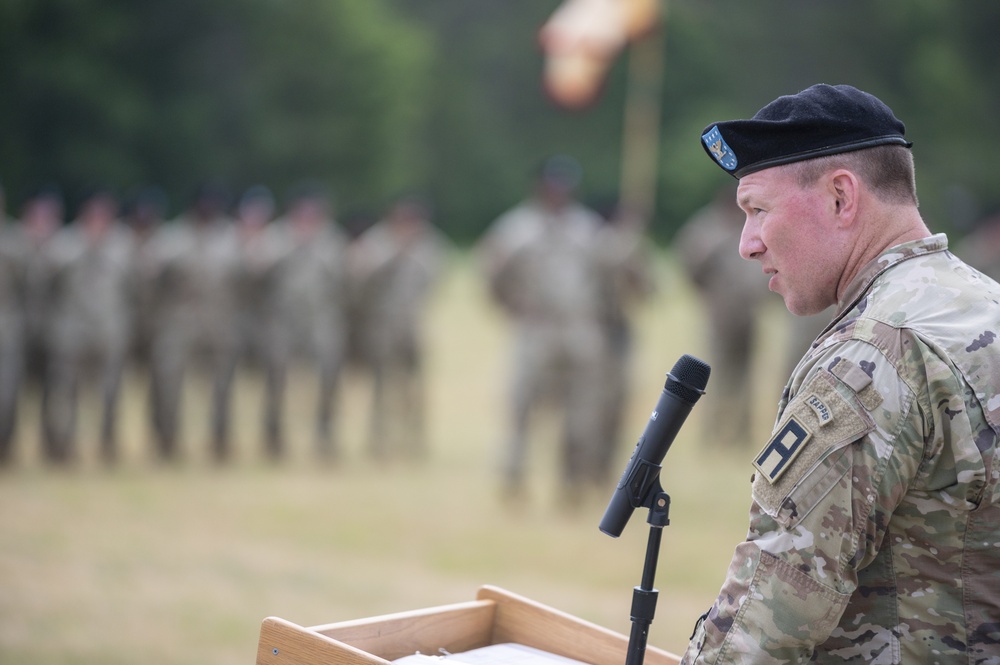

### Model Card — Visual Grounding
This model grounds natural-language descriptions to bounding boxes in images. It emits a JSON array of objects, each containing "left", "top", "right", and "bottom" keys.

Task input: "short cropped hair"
[{"left": 792, "top": 144, "right": 918, "bottom": 206}]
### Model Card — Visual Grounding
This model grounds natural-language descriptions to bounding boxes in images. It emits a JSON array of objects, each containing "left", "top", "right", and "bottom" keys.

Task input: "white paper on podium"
[{"left": 393, "top": 643, "right": 594, "bottom": 665}]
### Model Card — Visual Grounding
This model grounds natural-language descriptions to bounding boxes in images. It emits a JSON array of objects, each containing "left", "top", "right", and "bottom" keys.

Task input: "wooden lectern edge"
[
  {"left": 255, "top": 584, "right": 682, "bottom": 665},
  {"left": 475, "top": 585, "right": 681, "bottom": 665},
  {"left": 258, "top": 616, "right": 393, "bottom": 665},
  {"left": 313, "top": 598, "right": 498, "bottom": 659},
  {"left": 308, "top": 598, "right": 495, "bottom": 636}
]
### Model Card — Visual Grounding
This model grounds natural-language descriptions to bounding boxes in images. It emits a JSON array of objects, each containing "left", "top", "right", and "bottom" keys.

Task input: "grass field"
[{"left": 0, "top": 252, "right": 796, "bottom": 665}]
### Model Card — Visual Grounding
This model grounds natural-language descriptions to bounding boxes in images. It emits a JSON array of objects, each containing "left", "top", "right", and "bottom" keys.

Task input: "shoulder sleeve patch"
[
  {"left": 754, "top": 418, "right": 812, "bottom": 484},
  {"left": 752, "top": 369, "right": 875, "bottom": 527}
]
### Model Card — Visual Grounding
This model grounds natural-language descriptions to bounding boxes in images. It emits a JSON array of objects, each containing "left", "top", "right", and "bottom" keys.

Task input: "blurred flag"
[{"left": 539, "top": 0, "right": 661, "bottom": 109}]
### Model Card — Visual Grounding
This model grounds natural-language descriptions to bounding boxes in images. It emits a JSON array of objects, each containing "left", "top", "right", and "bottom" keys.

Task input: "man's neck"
[{"left": 836, "top": 204, "right": 931, "bottom": 304}]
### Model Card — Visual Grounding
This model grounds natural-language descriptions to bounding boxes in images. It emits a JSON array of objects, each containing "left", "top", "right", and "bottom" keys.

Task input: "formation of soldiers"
[{"left": 0, "top": 181, "right": 446, "bottom": 467}]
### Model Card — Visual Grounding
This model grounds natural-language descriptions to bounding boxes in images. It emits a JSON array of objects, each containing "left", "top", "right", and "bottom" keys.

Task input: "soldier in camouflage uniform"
[
  {"left": 19, "top": 186, "right": 64, "bottom": 399},
  {"left": 144, "top": 185, "right": 241, "bottom": 462},
  {"left": 683, "top": 84, "right": 1000, "bottom": 664},
  {"left": 124, "top": 185, "right": 168, "bottom": 369},
  {"left": 1, "top": 187, "right": 66, "bottom": 464},
  {"left": 39, "top": 188, "right": 136, "bottom": 464},
  {"left": 590, "top": 202, "right": 656, "bottom": 483},
  {"left": 478, "top": 156, "right": 609, "bottom": 503},
  {"left": 230, "top": 185, "right": 304, "bottom": 459},
  {"left": 674, "top": 184, "right": 770, "bottom": 448},
  {"left": 232, "top": 185, "right": 278, "bottom": 370},
  {"left": 0, "top": 183, "right": 26, "bottom": 464},
  {"left": 257, "top": 184, "right": 348, "bottom": 460},
  {"left": 348, "top": 194, "right": 447, "bottom": 460}
]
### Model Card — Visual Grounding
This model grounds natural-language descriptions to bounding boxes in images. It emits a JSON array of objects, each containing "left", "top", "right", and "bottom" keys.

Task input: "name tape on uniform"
[{"left": 805, "top": 393, "right": 833, "bottom": 426}]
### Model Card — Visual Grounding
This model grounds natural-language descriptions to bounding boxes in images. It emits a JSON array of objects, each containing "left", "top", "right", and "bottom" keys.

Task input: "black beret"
[{"left": 701, "top": 84, "right": 912, "bottom": 179}]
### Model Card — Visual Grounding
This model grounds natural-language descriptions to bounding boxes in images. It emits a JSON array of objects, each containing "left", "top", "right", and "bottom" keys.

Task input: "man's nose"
[{"left": 739, "top": 219, "right": 764, "bottom": 260}]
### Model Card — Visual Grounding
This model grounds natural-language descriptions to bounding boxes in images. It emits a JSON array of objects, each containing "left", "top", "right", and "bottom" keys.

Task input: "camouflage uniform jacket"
[
  {"left": 478, "top": 200, "right": 605, "bottom": 323},
  {"left": 42, "top": 221, "right": 137, "bottom": 353},
  {"left": 682, "top": 234, "right": 1000, "bottom": 664}
]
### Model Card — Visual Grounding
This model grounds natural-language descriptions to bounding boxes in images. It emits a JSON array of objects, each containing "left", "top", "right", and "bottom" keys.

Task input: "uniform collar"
[{"left": 834, "top": 233, "right": 949, "bottom": 319}]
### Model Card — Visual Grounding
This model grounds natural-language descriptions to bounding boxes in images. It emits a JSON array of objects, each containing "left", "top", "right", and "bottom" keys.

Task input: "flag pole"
[{"left": 619, "top": 10, "right": 665, "bottom": 225}]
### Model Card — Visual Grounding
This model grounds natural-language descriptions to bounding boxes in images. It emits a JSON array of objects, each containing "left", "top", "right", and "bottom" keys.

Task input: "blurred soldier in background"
[
  {"left": 348, "top": 194, "right": 447, "bottom": 460},
  {"left": 591, "top": 202, "right": 656, "bottom": 483},
  {"left": 144, "top": 184, "right": 241, "bottom": 462},
  {"left": 124, "top": 185, "right": 169, "bottom": 368},
  {"left": 0, "top": 182, "right": 26, "bottom": 465},
  {"left": 257, "top": 183, "right": 348, "bottom": 461},
  {"left": 233, "top": 185, "right": 278, "bottom": 370},
  {"left": 674, "top": 184, "right": 769, "bottom": 447},
  {"left": 20, "top": 186, "right": 64, "bottom": 393},
  {"left": 231, "top": 184, "right": 301, "bottom": 458},
  {"left": 478, "top": 156, "right": 609, "bottom": 505},
  {"left": 39, "top": 187, "right": 136, "bottom": 464},
  {"left": 341, "top": 210, "right": 377, "bottom": 375}
]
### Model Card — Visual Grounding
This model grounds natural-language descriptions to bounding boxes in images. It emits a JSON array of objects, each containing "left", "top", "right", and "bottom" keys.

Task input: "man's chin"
[
  {"left": 780, "top": 293, "right": 808, "bottom": 317},
  {"left": 786, "top": 299, "right": 828, "bottom": 318}
]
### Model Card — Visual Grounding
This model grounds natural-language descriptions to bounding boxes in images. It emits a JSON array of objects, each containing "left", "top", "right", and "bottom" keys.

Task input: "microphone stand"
[{"left": 624, "top": 474, "right": 670, "bottom": 665}]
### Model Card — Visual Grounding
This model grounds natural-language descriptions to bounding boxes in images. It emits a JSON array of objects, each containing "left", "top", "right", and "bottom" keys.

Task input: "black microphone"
[{"left": 599, "top": 354, "right": 710, "bottom": 537}]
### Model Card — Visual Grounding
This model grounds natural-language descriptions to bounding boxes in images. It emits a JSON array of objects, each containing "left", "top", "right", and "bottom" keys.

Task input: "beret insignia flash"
[{"left": 702, "top": 125, "right": 738, "bottom": 171}]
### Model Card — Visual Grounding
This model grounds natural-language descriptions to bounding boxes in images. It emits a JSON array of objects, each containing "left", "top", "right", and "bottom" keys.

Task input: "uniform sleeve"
[
  {"left": 476, "top": 212, "right": 540, "bottom": 313},
  {"left": 681, "top": 340, "right": 924, "bottom": 664}
]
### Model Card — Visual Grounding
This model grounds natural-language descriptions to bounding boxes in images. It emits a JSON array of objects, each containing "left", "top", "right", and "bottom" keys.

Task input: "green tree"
[
  {"left": 0, "top": 0, "right": 431, "bottom": 217},
  {"left": 3, "top": 0, "right": 999, "bottom": 241}
]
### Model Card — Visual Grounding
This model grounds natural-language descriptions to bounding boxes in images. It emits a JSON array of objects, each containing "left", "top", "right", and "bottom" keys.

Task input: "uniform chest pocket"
[{"left": 752, "top": 369, "right": 875, "bottom": 529}]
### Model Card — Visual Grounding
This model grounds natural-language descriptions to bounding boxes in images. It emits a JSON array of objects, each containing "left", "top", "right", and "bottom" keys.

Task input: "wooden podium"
[{"left": 256, "top": 585, "right": 681, "bottom": 665}]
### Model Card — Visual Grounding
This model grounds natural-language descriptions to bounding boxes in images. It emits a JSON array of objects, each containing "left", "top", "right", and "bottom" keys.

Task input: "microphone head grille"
[{"left": 665, "top": 354, "right": 711, "bottom": 403}]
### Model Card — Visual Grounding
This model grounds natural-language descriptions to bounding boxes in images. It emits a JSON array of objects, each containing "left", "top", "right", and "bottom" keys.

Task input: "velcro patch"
[
  {"left": 753, "top": 417, "right": 812, "bottom": 484},
  {"left": 829, "top": 357, "right": 884, "bottom": 411}
]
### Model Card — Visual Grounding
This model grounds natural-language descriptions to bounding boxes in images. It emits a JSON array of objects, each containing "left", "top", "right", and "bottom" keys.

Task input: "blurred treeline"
[{"left": 2, "top": 0, "right": 999, "bottom": 243}]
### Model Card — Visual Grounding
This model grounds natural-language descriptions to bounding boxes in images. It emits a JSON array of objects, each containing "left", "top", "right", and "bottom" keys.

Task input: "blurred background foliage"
[{"left": 2, "top": 0, "right": 999, "bottom": 242}]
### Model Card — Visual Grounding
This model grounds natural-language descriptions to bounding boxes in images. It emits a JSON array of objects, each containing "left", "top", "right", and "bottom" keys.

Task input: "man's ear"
[{"left": 829, "top": 169, "right": 860, "bottom": 224}]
